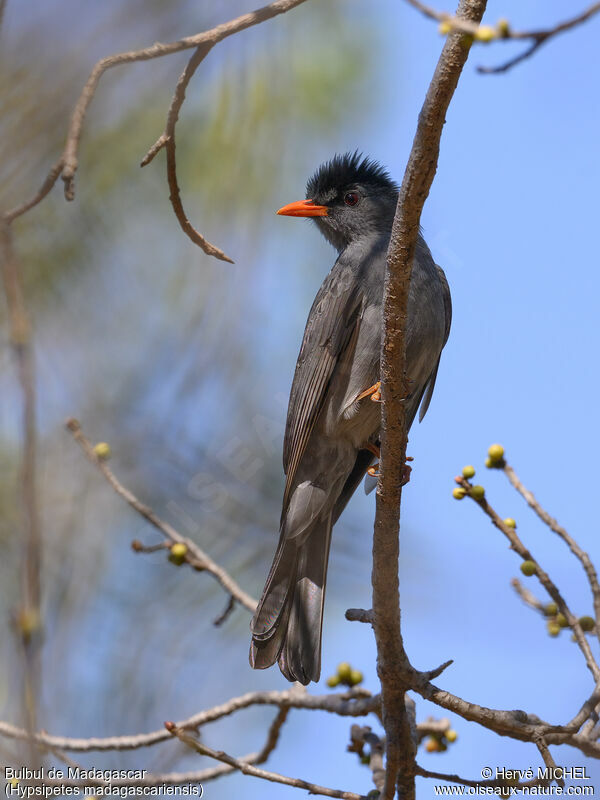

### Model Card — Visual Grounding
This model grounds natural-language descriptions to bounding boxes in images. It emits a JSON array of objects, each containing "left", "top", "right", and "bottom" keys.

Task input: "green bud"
[
  {"left": 168, "top": 542, "right": 187, "bottom": 566},
  {"left": 474, "top": 25, "right": 496, "bottom": 42},
  {"left": 503, "top": 518, "right": 517, "bottom": 529},
  {"left": 520, "top": 560, "right": 536, "bottom": 577},
  {"left": 349, "top": 669, "right": 363, "bottom": 686},
  {"left": 496, "top": 18, "right": 510, "bottom": 37},
  {"left": 579, "top": 616, "right": 596, "bottom": 632},
  {"left": 445, "top": 729, "right": 458, "bottom": 743},
  {"left": 337, "top": 662, "right": 352, "bottom": 682},
  {"left": 556, "top": 613, "right": 568, "bottom": 628},
  {"left": 544, "top": 603, "right": 558, "bottom": 617},
  {"left": 326, "top": 675, "right": 341, "bottom": 688},
  {"left": 487, "top": 444, "right": 505, "bottom": 462},
  {"left": 93, "top": 442, "right": 111, "bottom": 460},
  {"left": 452, "top": 487, "right": 466, "bottom": 500},
  {"left": 469, "top": 485, "right": 485, "bottom": 501},
  {"left": 547, "top": 621, "right": 561, "bottom": 637},
  {"left": 462, "top": 465, "right": 475, "bottom": 479}
]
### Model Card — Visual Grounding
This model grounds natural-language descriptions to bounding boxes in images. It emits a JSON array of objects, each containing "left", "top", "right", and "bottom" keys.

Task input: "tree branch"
[
  {"left": 2, "top": 0, "right": 314, "bottom": 262},
  {"left": 503, "top": 460, "right": 600, "bottom": 638},
  {"left": 373, "top": 1, "right": 486, "bottom": 797},
  {"left": 0, "top": 220, "right": 42, "bottom": 765},
  {"left": 0, "top": 687, "right": 378, "bottom": 752},
  {"left": 403, "top": 0, "right": 600, "bottom": 74},
  {"left": 65, "top": 418, "right": 258, "bottom": 613},
  {"left": 166, "top": 722, "right": 364, "bottom": 800},
  {"left": 455, "top": 472, "right": 600, "bottom": 682}
]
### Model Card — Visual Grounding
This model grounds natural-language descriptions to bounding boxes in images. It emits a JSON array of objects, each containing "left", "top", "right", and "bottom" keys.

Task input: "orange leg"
[
  {"left": 365, "top": 448, "right": 413, "bottom": 483},
  {"left": 356, "top": 381, "right": 381, "bottom": 403},
  {"left": 365, "top": 443, "right": 380, "bottom": 477}
]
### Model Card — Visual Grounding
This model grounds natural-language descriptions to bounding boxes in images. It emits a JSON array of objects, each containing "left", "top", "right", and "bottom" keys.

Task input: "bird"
[{"left": 249, "top": 152, "right": 451, "bottom": 685}]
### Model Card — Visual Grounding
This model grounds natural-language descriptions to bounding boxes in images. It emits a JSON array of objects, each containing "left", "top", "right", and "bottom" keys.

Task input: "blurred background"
[{"left": 1, "top": 0, "right": 599, "bottom": 795}]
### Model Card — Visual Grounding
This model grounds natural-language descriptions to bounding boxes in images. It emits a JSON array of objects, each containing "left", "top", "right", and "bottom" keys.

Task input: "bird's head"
[{"left": 277, "top": 152, "right": 399, "bottom": 252}]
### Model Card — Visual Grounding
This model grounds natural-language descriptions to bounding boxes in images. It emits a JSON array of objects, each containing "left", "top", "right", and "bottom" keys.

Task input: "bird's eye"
[{"left": 344, "top": 192, "right": 359, "bottom": 207}]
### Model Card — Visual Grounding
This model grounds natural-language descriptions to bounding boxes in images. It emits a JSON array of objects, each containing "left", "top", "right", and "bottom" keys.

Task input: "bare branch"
[
  {"left": 503, "top": 461, "right": 600, "bottom": 638},
  {"left": 455, "top": 474, "right": 600, "bottom": 682},
  {"left": 0, "top": 220, "right": 42, "bottom": 763},
  {"left": 345, "top": 608, "right": 374, "bottom": 623},
  {"left": 0, "top": 687, "right": 378, "bottom": 752},
  {"left": 534, "top": 735, "right": 564, "bottom": 789},
  {"left": 2, "top": 0, "right": 313, "bottom": 262},
  {"left": 403, "top": 0, "right": 600, "bottom": 74},
  {"left": 166, "top": 723, "right": 364, "bottom": 800},
  {"left": 161, "top": 45, "right": 234, "bottom": 263},
  {"left": 511, "top": 577, "right": 547, "bottom": 614},
  {"left": 213, "top": 594, "right": 237, "bottom": 627},
  {"left": 3, "top": 159, "right": 64, "bottom": 224},
  {"left": 349, "top": 725, "right": 385, "bottom": 793},
  {"left": 374, "top": 1, "right": 486, "bottom": 796},
  {"left": 65, "top": 418, "right": 258, "bottom": 613}
]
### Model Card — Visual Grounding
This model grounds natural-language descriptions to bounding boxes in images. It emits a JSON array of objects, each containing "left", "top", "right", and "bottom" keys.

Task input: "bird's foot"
[
  {"left": 365, "top": 451, "right": 413, "bottom": 483},
  {"left": 356, "top": 381, "right": 381, "bottom": 403},
  {"left": 356, "top": 379, "right": 419, "bottom": 405}
]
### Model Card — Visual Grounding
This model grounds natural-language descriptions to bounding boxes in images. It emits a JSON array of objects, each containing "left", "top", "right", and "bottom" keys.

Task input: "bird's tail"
[{"left": 249, "top": 512, "right": 333, "bottom": 685}]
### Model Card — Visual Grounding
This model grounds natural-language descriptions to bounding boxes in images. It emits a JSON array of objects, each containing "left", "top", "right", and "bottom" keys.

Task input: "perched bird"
[{"left": 249, "top": 152, "right": 451, "bottom": 685}]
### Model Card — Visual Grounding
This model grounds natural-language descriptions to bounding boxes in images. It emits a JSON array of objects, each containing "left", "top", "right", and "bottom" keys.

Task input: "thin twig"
[
  {"left": 403, "top": 0, "right": 600, "bottom": 74},
  {"left": 65, "top": 418, "right": 257, "bottom": 613},
  {"left": 0, "top": 688, "right": 378, "bottom": 752},
  {"left": 0, "top": 220, "right": 42, "bottom": 765},
  {"left": 534, "top": 734, "right": 564, "bottom": 789},
  {"left": 162, "top": 44, "right": 234, "bottom": 262},
  {"left": 345, "top": 608, "right": 374, "bottom": 623},
  {"left": 511, "top": 577, "right": 546, "bottom": 614},
  {"left": 167, "top": 723, "right": 364, "bottom": 800},
  {"left": 504, "top": 461, "right": 600, "bottom": 642},
  {"left": 415, "top": 716, "right": 451, "bottom": 743},
  {"left": 456, "top": 474, "right": 600, "bottom": 683},
  {"left": 374, "top": 1, "right": 486, "bottom": 797},
  {"left": 4, "top": 160, "right": 64, "bottom": 224},
  {"left": 213, "top": 595, "right": 236, "bottom": 627},
  {"left": 349, "top": 725, "right": 385, "bottom": 793},
  {"left": 2, "top": 0, "right": 313, "bottom": 262}
]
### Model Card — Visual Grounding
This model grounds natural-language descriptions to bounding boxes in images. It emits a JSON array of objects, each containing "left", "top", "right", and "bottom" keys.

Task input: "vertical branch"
[
  {"left": 0, "top": 219, "right": 42, "bottom": 764},
  {"left": 373, "top": 1, "right": 487, "bottom": 797}
]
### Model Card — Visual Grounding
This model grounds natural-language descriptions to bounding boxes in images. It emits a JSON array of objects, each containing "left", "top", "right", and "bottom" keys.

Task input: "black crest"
[{"left": 306, "top": 151, "right": 397, "bottom": 200}]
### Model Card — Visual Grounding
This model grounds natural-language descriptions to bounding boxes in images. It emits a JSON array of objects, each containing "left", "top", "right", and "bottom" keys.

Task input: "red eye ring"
[{"left": 344, "top": 191, "right": 359, "bottom": 207}]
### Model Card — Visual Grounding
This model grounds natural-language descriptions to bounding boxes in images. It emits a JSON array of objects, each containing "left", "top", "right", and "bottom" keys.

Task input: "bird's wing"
[
  {"left": 283, "top": 267, "right": 364, "bottom": 509},
  {"left": 437, "top": 264, "right": 452, "bottom": 348},
  {"left": 418, "top": 264, "right": 452, "bottom": 422}
]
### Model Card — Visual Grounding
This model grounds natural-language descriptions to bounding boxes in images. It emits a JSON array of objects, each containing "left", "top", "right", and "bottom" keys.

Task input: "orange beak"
[{"left": 276, "top": 199, "right": 328, "bottom": 217}]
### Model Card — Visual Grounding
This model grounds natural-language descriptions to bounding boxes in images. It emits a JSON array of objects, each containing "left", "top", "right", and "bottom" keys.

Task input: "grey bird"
[{"left": 249, "top": 152, "right": 451, "bottom": 685}]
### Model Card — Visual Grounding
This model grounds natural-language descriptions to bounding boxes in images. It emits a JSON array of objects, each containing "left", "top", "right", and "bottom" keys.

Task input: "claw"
[{"left": 363, "top": 449, "right": 413, "bottom": 483}]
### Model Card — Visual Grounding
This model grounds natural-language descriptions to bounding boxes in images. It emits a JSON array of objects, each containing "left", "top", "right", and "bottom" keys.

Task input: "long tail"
[{"left": 249, "top": 512, "right": 333, "bottom": 685}]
